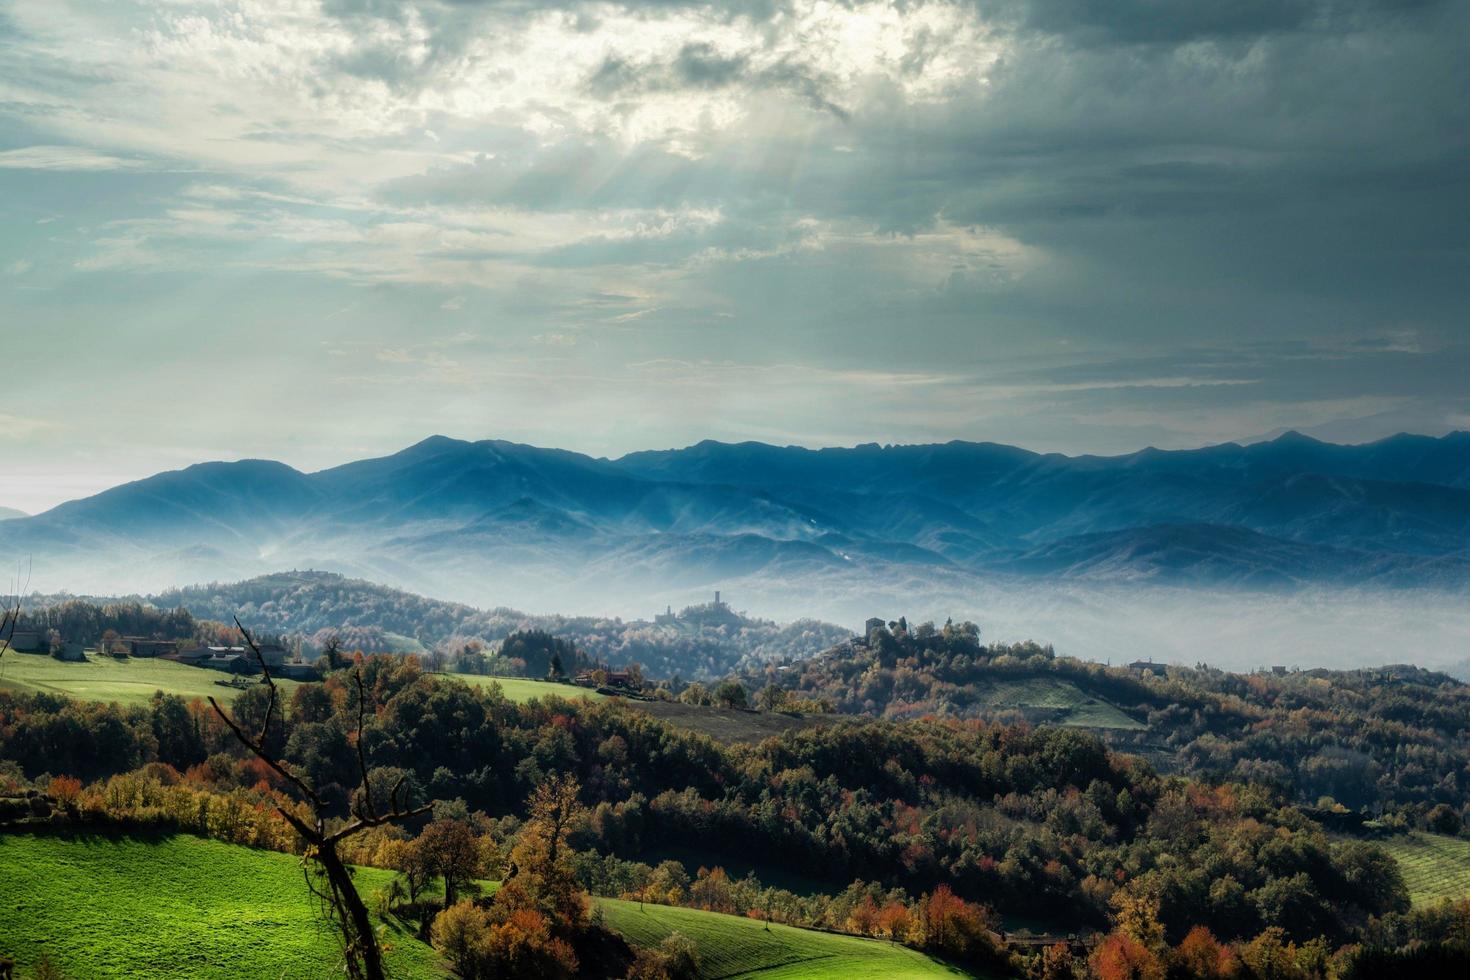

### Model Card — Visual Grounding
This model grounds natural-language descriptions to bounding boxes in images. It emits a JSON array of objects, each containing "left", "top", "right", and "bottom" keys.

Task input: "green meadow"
[
  {"left": 0, "top": 833, "right": 968, "bottom": 978},
  {"left": 1379, "top": 831, "right": 1470, "bottom": 906},
  {"left": 0, "top": 655, "right": 599, "bottom": 710},
  {"left": 430, "top": 671, "right": 606, "bottom": 704},
  {"left": 969, "top": 676, "right": 1145, "bottom": 730},
  {"left": 0, "top": 651, "right": 302, "bottom": 707},
  {"left": 0, "top": 832, "right": 438, "bottom": 979},
  {"left": 599, "top": 897, "right": 970, "bottom": 979}
]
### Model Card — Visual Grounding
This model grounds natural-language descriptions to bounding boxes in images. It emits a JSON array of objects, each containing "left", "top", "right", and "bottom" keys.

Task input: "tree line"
[{"left": 3, "top": 650, "right": 1455, "bottom": 977}]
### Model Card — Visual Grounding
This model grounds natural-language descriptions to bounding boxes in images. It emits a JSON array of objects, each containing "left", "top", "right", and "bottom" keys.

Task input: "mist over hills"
[
  {"left": 8, "top": 431, "right": 1470, "bottom": 593},
  {"left": 4, "top": 431, "right": 1470, "bottom": 668},
  {"left": 16, "top": 570, "right": 849, "bottom": 682}
]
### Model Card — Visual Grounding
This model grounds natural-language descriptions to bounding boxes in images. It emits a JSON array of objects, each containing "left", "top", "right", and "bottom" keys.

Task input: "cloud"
[
  {"left": 1010, "top": 0, "right": 1319, "bottom": 43},
  {"left": 0, "top": 412, "right": 64, "bottom": 439},
  {"left": 0, "top": 145, "right": 146, "bottom": 171},
  {"left": 586, "top": 41, "right": 852, "bottom": 120},
  {"left": 0, "top": 0, "right": 1466, "bottom": 467}
]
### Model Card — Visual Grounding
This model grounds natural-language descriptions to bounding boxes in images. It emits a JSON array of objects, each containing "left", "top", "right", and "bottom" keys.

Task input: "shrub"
[
  {"left": 431, "top": 900, "right": 492, "bottom": 978},
  {"left": 1428, "top": 804, "right": 1464, "bottom": 836},
  {"left": 47, "top": 775, "right": 83, "bottom": 806},
  {"left": 430, "top": 900, "right": 578, "bottom": 980},
  {"left": 478, "top": 907, "right": 577, "bottom": 980},
  {"left": 625, "top": 949, "right": 675, "bottom": 980},
  {"left": 657, "top": 932, "right": 699, "bottom": 979},
  {"left": 624, "top": 933, "right": 699, "bottom": 980}
]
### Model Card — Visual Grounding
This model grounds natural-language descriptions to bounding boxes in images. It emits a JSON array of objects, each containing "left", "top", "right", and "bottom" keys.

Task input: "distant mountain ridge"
[{"left": 4, "top": 431, "right": 1470, "bottom": 606}]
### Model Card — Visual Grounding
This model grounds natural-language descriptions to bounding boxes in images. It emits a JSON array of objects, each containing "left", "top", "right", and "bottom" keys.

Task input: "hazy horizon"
[{"left": 5, "top": 430, "right": 1469, "bottom": 676}]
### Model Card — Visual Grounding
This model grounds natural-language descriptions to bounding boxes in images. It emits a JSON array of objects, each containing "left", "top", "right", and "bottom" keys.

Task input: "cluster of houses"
[
  {"left": 2, "top": 630, "right": 84, "bottom": 661},
  {"left": 1126, "top": 659, "right": 1291, "bottom": 677},
  {"left": 2, "top": 628, "right": 319, "bottom": 681},
  {"left": 571, "top": 668, "right": 636, "bottom": 690},
  {"left": 159, "top": 641, "right": 320, "bottom": 680},
  {"left": 653, "top": 591, "right": 736, "bottom": 628}
]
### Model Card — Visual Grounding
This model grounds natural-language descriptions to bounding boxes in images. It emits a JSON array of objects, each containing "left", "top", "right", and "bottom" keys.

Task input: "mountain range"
[{"left": 4, "top": 432, "right": 1470, "bottom": 613}]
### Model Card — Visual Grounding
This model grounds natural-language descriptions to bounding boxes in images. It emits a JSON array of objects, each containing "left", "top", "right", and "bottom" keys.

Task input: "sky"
[{"left": 1, "top": 0, "right": 1468, "bottom": 514}]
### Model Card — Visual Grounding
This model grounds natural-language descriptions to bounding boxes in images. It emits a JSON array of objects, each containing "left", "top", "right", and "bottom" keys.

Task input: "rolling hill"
[
  {"left": 4, "top": 432, "right": 1470, "bottom": 611},
  {"left": 0, "top": 832, "right": 965, "bottom": 979}
]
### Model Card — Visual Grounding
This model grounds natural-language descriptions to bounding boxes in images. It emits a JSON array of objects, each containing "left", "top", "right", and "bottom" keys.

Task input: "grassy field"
[
  {"left": 970, "top": 677, "right": 1145, "bottom": 731},
  {"left": 0, "top": 657, "right": 586, "bottom": 709},
  {"left": 0, "top": 832, "right": 439, "bottom": 979},
  {"left": 599, "top": 898, "right": 970, "bottom": 979},
  {"left": 1, "top": 832, "right": 970, "bottom": 979},
  {"left": 433, "top": 672, "right": 853, "bottom": 746},
  {"left": 633, "top": 700, "right": 843, "bottom": 743},
  {"left": 383, "top": 631, "right": 428, "bottom": 653},
  {"left": 0, "top": 651, "right": 301, "bottom": 707},
  {"left": 1379, "top": 831, "right": 1470, "bottom": 906},
  {"left": 429, "top": 672, "right": 606, "bottom": 703}
]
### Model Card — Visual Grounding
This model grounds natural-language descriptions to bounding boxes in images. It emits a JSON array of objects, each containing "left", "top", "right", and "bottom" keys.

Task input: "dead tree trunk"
[
  {"left": 320, "top": 839, "right": 387, "bottom": 980},
  {"left": 209, "top": 618, "right": 430, "bottom": 980}
]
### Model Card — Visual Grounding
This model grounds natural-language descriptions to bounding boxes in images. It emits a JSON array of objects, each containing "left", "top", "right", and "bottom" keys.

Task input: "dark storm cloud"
[
  {"left": 586, "top": 42, "right": 850, "bottom": 119},
  {"left": 1019, "top": 0, "right": 1319, "bottom": 42},
  {"left": 382, "top": 0, "right": 1469, "bottom": 232},
  {"left": 983, "top": 0, "right": 1447, "bottom": 45}
]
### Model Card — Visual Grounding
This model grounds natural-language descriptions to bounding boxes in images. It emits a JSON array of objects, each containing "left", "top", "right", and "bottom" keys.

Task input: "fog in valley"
[
  {"left": 558, "top": 578, "right": 1470, "bottom": 677},
  {"left": 16, "top": 548, "right": 1464, "bottom": 677}
]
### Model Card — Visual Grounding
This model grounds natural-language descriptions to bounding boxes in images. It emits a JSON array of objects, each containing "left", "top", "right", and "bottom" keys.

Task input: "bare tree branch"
[
  {"left": 327, "top": 797, "right": 434, "bottom": 846},
  {"left": 205, "top": 694, "right": 324, "bottom": 812},
  {"left": 208, "top": 614, "right": 435, "bottom": 980},
  {"left": 235, "top": 615, "right": 278, "bottom": 745},
  {"left": 0, "top": 560, "right": 32, "bottom": 667}
]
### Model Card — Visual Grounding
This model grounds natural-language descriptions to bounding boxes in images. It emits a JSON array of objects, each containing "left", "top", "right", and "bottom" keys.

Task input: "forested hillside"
[
  {"left": 21, "top": 571, "right": 850, "bottom": 680},
  {"left": 12, "top": 587, "right": 1470, "bottom": 974},
  {"left": 0, "top": 656, "right": 1433, "bottom": 975},
  {"left": 745, "top": 621, "right": 1470, "bottom": 824}
]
